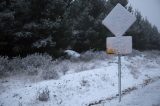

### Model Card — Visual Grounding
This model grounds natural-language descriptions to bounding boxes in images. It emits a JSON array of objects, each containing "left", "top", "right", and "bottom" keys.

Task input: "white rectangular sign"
[
  {"left": 102, "top": 3, "right": 136, "bottom": 37},
  {"left": 106, "top": 36, "right": 132, "bottom": 54}
]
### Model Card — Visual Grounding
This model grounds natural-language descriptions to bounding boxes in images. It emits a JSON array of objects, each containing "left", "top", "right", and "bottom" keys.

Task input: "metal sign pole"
[{"left": 118, "top": 54, "right": 121, "bottom": 102}]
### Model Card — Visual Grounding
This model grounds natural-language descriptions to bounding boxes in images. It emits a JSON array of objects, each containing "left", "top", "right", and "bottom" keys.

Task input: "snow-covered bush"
[
  {"left": 8, "top": 57, "right": 24, "bottom": 73},
  {"left": 41, "top": 67, "right": 59, "bottom": 80},
  {"left": 37, "top": 87, "right": 50, "bottom": 102},
  {"left": 0, "top": 55, "right": 41, "bottom": 75},
  {"left": 14, "top": 32, "right": 32, "bottom": 37},
  {"left": 20, "top": 54, "right": 52, "bottom": 75},
  {"left": 0, "top": 51, "right": 109, "bottom": 79},
  {"left": 0, "top": 56, "right": 9, "bottom": 77},
  {"left": 0, "top": 53, "right": 53, "bottom": 77},
  {"left": 23, "top": 53, "right": 52, "bottom": 67},
  {"left": 74, "top": 63, "right": 90, "bottom": 72},
  {"left": 40, "top": 59, "right": 70, "bottom": 79},
  {"left": 80, "top": 51, "right": 108, "bottom": 61},
  {"left": 80, "top": 79, "right": 90, "bottom": 87},
  {"left": 0, "top": 50, "right": 110, "bottom": 79},
  {"left": 128, "top": 49, "right": 142, "bottom": 57},
  {"left": 54, "top": 60, "right": 70, "bottom": 75},
  {"left": 26, "top": 66, "right": 39, "bottom": 75}
]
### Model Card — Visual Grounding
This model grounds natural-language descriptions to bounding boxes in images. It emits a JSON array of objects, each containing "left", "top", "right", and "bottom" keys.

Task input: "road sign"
[
  {"left": 106, "top": 36, "right": 132, "bottom": 55},
  {"left": 102, "top": 3, "right": 136, "bottom": 102},
  {"left": 102, "top": 3, "right": 136, "bottom": 36}
]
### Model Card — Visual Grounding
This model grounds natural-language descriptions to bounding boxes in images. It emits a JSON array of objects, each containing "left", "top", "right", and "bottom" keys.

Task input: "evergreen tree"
[
  {"left": 126, "top": 9, "right": 160, "bottom": 50},
  {"left": 108, "top": 0, "right": 128, "bottom": 7},
  {"left": 0, "top": 0, "right": 159, "bottom": 57},
  {"left": 66, "top": 0, "right": 112, "bottom": 52}
]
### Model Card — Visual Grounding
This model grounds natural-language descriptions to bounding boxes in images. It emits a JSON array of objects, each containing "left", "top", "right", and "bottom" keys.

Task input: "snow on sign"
[
  {"left": 107, "top": 36, "right": 132, "bottom": 54},
  {"left": 102, "top": 3, "right": 136, "bottom": 36}
]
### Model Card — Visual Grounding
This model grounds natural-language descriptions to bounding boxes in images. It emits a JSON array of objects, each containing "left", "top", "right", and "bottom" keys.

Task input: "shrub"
[
  {"left": 8, "top": 57, "right": 24, "bottom": 74},
  {"left": 22, "top": 53, "right": 53, "bottom": 69},
  {"left": 80, "top": 50, "right": 108, "bottom": 61},
  {"left": 21, "top": 53, "right": 53, "bottom": 75},
  {"left": 55, "top": 60, "right": 70, "bottom": 75},
  {"left": 0, "top": 53, "right": 53, "bottom": 77},
  {"left": 26, "top": 66, "right": 39, "bottom": 75},
  {"left": 0, "top": 56, "right": 9, "bottom": 77},
  {"left": 80, "top": 79, "right": 90, "bottom": 87},
  {"left": 37, "top": 87, "right": 50, "bottom": 102},
  {"left": 41, "top": 67, "right": 59, "bottom": 80}
]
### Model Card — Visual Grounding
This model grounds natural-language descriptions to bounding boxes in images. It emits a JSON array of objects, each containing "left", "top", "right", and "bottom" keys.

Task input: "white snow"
[
  {"left": 64, "top": 50, "right": 80, "bottom": 58},
  {"left": 0, "top": 51, "right": 160, "bottom": 106},
  {"left": 33, "top": 36, "right": 55, "bottom": 48},
  {"left": 103, "top": 80, "right": 160, "bottom": 106}
]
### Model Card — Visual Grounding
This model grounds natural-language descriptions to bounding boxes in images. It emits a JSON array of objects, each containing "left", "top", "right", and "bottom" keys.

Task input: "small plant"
[
  {"left": 41, "top": 68, "right": 59, "bottom": 80},
  {"left": 80, "top": 79, "right": 90, "bottom": 87},
  {"left": 80, "top": 51, "right": 108, "bottom": 62},
  {"left": 37, "top": 87, "right": 50, "bottom": 102},
  {"left": 18, "top": 102, "right": 22, "bottom": 106}
]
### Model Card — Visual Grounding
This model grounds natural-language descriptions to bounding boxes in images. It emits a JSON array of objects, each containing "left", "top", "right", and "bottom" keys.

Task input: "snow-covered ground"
[
  {"left": 102, "top": 80, "right": 160, "bottom": 106},
  {"left": 0, "top": 50, "right": 160, "bottom": 106}
]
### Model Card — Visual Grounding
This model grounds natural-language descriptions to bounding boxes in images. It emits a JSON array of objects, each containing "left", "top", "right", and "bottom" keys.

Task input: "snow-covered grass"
[
  {"left": 0, "top": 53, "right": 53, "bottom": 78},
  {"left": 0, "top": 51, "right": 109, "bottom": 79},
  {"left": 0, "top": 50, "right": 160, "bottom": 106}
]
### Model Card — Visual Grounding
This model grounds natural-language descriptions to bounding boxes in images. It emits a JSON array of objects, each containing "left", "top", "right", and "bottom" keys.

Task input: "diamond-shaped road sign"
[
  {"left": 102, "top": 3, "right": 136, "bottom": 103},
  {"left": 102, "top": 3, "right": 136, "bottom": 55},
  {"left": 102, "top": 3, "right": 136, "bottom": 102},
  {"left": 107, "top": 36, "right": 132, "bottom": 54},
  {"left": 102, "top": 3, "right": 136, "bottom": 37}
]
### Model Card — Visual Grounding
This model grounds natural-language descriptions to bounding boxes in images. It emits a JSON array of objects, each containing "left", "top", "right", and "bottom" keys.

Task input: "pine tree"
[
  {"left": 0, "top": 0, "right": 160, "bottom": 57},
  {"left": 108, "top": 0, "right": 128, "bottom": 7},
  {"left": 126, "top": 10, "right": 160, "bottom": 50},
  {"left": 66, "top": 0, "right": 112, "bottom": 52}
]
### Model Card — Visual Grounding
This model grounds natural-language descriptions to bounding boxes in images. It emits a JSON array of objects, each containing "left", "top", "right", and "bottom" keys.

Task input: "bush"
[
  {"left": 26, "top": 66, "right": 39, "bottom": 75},
  {"left": 8, "top": 57, "right": 24, "bottom": 74},
  {"left": 40, "top": 59, "right": 70, "bottom": 79},
  {"left": 80, "top": 50, "right": 108, "bottom": 61},
  {"left": 80, "top": 79, "right": 90, "bottom": 87},
  {"left": 41, "top": 67, "right": 59, "bottom": 80},
  {"left": 0, "top": 56, "right": 9, "bottom": 77},
  {"left": 0, "top": 53, "right": 53, "bottom": 77},
  {"left": 22, "top": 53, "right": 53, "bottom": 69},
  {"left": 37, "top": 87, "right": 50, "bottom": 102},
  {"left": 21, "top": 53, "right": 53, "bottom": 75}
]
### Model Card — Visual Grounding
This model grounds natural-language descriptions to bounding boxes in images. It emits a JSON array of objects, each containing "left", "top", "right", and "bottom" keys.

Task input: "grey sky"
[{"left": 128, "top": 0, "right": 160, "bottom": 32}]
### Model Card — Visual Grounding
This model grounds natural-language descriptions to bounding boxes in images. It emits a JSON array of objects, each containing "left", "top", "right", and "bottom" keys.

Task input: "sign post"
[
  {"left": 118, "top": 54, "right": 121, "bottom": 102},
  {"left": 102, "top": 3, "right": 136, "bottom": 102}
]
